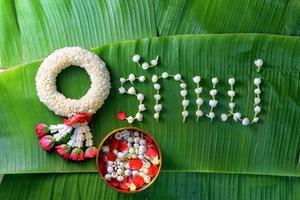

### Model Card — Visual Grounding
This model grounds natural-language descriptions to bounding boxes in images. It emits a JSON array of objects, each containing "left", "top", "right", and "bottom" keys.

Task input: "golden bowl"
[{"left": 96, "top": 127, "right": 162, "bottom": 193}]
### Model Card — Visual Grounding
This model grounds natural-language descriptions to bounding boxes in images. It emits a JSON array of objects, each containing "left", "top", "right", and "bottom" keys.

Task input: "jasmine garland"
[
  {"left": 35, "top": 47, "right": 111, "bottom": 161},
  {"left": 118, "top": 58, "right": 264, "bottom": 125}
]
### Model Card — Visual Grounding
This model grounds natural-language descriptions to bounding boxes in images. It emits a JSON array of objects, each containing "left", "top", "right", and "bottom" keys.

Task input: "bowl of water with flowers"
[{"left": 96, "top": 127, "right": 162, "bottom": 193}]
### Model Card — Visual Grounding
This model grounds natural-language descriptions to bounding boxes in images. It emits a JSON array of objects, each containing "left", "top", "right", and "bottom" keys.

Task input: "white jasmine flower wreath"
[
  {"left": 36, "top": 46, "right": 111, "bottom": 117},
  {"left": 35, "top": 47, "right": 111, "bottom": 161}
]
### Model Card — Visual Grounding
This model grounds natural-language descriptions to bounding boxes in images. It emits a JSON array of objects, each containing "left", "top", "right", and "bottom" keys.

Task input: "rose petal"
[
  {"left": 146, "top": 147, "right": 158, "bottom": 158},
  {"left": 119, "top": 178, "right": 129, "bottom": 190},
  {"left": 99, "top": 161, "right": 107, "bottom": 175},
  {"left": 133, "top": 175, "right": 145, "bottom": 188},
  {"left": 107, "top": 151, "right": 116, "bottom": 161},
  {"left": 109, "top": 138, "right": 119, "bottom": 150},
  {"left": 129, "top": 158, "right": 143, "bottom": 170},
  {"left": 117, "top": 112, "right": 127, "bottom": 120},
  {"left": 118, "top": 140, "right": 128, "bottom": 152},
  {"left": 109, "top": 179, "right": 119, "bottom": 187},
  {"left": 148, "top": 164, "right": 159, "bottom": 177},
  {"left": 99, "top": 152, "right": 107, "bottom": 161},
  {"left": 143, "top": 135, "right": 153, "bottom": 145}
]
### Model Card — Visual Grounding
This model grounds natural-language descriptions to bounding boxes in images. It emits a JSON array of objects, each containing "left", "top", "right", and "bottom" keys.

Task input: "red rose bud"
[
  {"left": 55, "top": 144, "right": 71, "bottom": 160},
  {"left": 69, "top": 148, "right": 85, "bottom": 161},
  {"left": 84, "top": 146, "right": 98, "bottom": 158},
  {"left": 117, "top": 112, "right": 126, "bottom": 120},
  {"left": 35, "top": 123, "right": 49, "bottom": 139},
  {"left": 39, "top": 135, "right": 55, "bottom": 152}
]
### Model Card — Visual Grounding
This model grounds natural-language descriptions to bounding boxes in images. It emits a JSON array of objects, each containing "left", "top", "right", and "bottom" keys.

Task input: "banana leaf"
[
  {"left": 154, "top": 0, "right": 300, "bottom": 36},
  {"left": 0, "top": 0, "right": 156, "bottom": 67},
  {"left": 2, "top": 0, "right": 300, "bottom": 68},
  {"left": 0, "top": 34, "right": 299, "bottom": 176},
  {"left": 1, "top": 172, "right": 300, "bottom": 200}
]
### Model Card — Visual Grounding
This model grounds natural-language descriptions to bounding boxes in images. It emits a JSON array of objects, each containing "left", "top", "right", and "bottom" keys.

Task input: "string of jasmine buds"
[
  {"left": 252, "top": 59, "right": 263, "bottom": 123},
  {"left": 221, "top": 77, "right": 236, "bottom": 122},
  {"left": 132, "top": 54, "right": 159, "bottom": 70},
  {"left": 119, "top": 74, "right": 146, "bottom": 124},
  {"left": 152, "top": 72, "right": 189, "bottom": 122},
  {"left": 252, "top": 77, "right": 262, "bottom": 123},
  {"left": 206, "top": 77, "right": 218, "bottom": 121},
  {"left": 193, "top": 76, "right": 203, "bottom": 121}
]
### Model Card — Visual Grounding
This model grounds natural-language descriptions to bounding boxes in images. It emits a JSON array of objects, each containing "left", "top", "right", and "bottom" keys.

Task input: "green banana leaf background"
[{"left": 1, "top": 0, "right": 300, "bottom": 199}]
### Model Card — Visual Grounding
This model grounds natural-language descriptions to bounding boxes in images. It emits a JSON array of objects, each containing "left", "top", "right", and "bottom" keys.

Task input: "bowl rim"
[{"left": 96, "top": 126, "right": 162, "bottom": 193}]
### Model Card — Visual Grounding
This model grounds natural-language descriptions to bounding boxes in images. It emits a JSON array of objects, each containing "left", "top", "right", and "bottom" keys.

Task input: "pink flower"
[
  {"left": 69, "top": 148, "right": 84, "bottom": 161},
  {"left": 39, "top": 135, "right": 55, "bottom": 152},
  {"left": 55, "top": 144, "right": 71, "bottom": 160},
  {"left": 84, "top": 146, "right": 98, "bottom": 158},
  {"left": 35, "top": 123, "right": 49, "bottom": 138}
]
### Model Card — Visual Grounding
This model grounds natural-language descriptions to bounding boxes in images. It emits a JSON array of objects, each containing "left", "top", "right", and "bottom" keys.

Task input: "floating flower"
[
  {"left": 133, "top": 175, "right": 145, "bottom": 188},
  {"left": 146, "top": 147, "right": 158, "bottom": 158},
  {"left": 55, "top": 144, "right": 71, "bottom": 159},
  {"left": 119, "top": 179, "right": 129, "bottom": 190},
  {"left": 35, "top": 123, "right": 49, "bottom": 138},
  {"left": 39, "top": 135, "right": 55, "bottom": 152},
  {"left": 129, "top": 158, "right": 143, "bottom": 170},
  {"left": 108, "top": 151, "right": 117, "bottom": 161},
  {"left": 148, "top": 164, "right": 159, "bottom": 177},
  {"left": 69, "top": 148, "right": 84, "bottom": 161},
  {"left": 129, "top": 183, "right": 137, "bottom": 191}
]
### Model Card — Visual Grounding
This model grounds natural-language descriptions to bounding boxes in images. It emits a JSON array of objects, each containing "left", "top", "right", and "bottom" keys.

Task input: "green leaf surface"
[
  {"left": 2, "top": 0, "right": 300, "bottom": 68},
  {"left": 1, "top": 172, "right": 300, "bottom": 200},
  {"left": 154, "top": 0, "right": 300, "bottom": 36},
  {"left": 0, "top": 34, "right": 299, "bottom": 175},
  {"left": 0, "top": 0, "right": 156, "bottom": 67}
]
